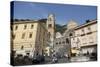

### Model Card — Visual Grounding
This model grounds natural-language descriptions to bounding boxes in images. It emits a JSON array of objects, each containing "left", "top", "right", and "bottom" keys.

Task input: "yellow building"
[{"left": 11, "top": 20, "right": 49, "bottom": 58}]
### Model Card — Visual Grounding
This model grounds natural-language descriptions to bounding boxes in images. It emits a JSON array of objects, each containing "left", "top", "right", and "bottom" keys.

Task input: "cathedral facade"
[{"left": 54, "top": 19, "right": 97, "bottom": 57}]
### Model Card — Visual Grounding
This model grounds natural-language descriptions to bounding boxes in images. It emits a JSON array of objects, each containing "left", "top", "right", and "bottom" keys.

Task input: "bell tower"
[{"left": 47, "top": 14, "right": 55, "bottom": 48}]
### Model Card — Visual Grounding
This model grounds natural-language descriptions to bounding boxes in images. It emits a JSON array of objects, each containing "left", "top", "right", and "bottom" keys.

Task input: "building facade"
[
  {"left": 71, "top": 20, "right": 97, "bottom": 55},
  {"left": 54, "top": 20, "right": 78, "bottom": 57},
  {"left": 54, "top": 32, "right": 68, "bottom": 57},
  {"left": 11, "top": 14, "right": 55, "bottom": 57},
  {"left": 54, "top": 19, "right": 97, "bottom": 57},
  {"left": 63, "top": 20, "right": 78, "bottom": 57},
  {"left": 11, "top": 20, "right": 49, "bottom": 58}
]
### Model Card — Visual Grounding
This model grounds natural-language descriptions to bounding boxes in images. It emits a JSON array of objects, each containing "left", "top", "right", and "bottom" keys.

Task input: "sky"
[{"left": 11, "top": 1, "right": 97, "bottom": 25}]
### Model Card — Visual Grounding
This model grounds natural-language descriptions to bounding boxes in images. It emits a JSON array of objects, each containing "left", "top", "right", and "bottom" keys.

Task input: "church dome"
[{"left": 67, "top": 20, "right": 78, "bottom": 30}]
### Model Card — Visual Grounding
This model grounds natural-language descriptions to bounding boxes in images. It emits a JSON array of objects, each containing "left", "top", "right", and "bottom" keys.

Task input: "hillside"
[{"left": 55, "top": 24, "right": 67, "bottom": 34}]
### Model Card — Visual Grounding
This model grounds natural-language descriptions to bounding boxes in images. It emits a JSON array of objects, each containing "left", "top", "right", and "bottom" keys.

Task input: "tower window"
[
  {"left": 48, "top": 24, "right": 52, "bottom": 28},
  {"left": 49, "top": 18, "right": 52, "bottom": 21}
]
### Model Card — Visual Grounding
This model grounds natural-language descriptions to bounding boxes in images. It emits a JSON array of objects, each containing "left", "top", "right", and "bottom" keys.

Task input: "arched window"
[{"left": 48, "top": 24, "right": 52, "bottom": 28}]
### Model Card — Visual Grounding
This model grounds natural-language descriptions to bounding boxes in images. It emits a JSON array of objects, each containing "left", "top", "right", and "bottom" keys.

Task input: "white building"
[{"left": 71, "top": 20, "right": 97, "bottom": 55}]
